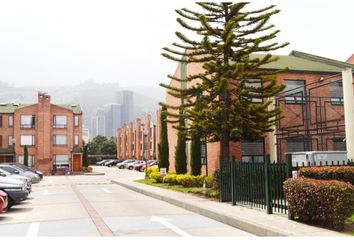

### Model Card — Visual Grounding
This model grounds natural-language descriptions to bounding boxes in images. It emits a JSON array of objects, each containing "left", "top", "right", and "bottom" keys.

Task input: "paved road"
[{"left": 0, "top": 166, "right": 254, "bottom": 237}]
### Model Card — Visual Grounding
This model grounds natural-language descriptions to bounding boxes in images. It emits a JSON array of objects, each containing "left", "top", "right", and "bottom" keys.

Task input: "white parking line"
[
  {"left": 27, "top": 222, "right": 40, "bottom": 237},
  {"left": 101, "top": 188, "right": 112, "bottom": 193}
]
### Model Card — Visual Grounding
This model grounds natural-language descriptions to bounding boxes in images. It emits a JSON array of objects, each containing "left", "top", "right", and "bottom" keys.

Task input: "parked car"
[
  {"left": 0, "top": 173, "right": 28, "bottom": 208},
  {"left": 5, "top": 163, "right": 43, "bottom": 180},
  {"left": 0, "top": 190, "right": 8, "bottom": 213},
  {"left": 117, "top": 160, "right": 136, "bottom": 169},
  {"left": 134, "top": 160, "right": 156, "bottom": 171},
  {"left": 0, "top": 164, "right": 41, "bottom": 184},
  {"left": 105, "top": 160, "right": 123, "bottom": 167},
  {"left": 0, "top": 168, "right": 32, "bottom": 193},
  {"left": 96, "top": 159, "right": 112, "bottom": 166},
  {"left": 140, "top": 161, "right": 158, "bottom": 172},
  {"left": 126, "top": 160, "right": 145, "bottom": 170}
]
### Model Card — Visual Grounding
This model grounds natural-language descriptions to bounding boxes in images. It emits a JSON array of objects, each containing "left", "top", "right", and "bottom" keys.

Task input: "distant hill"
[{"left": 0, "top": 80, "right": 166, "bottom": 134}]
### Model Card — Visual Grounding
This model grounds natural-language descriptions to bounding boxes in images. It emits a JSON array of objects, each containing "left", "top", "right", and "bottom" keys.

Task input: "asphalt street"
[{"left": 0, "top": 166, "right": 254, "bottom": 237}]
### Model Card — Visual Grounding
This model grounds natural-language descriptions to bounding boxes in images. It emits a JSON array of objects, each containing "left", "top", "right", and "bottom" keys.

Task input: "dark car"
[
  {"left": 140, "top": 161, "right": 158, "bottom": 172},
  {"left": 134, "top": 160, "right": 156, "bottom": 171},
  {"left": 96, "top": 159, "right": 112, "bottom": 166},
  {"left": 3, "top": 162, "right": 43, "bottom": 180},
  {"left": 0, "top": 173, "right": 29, "bottom": 208},
  {"left": 105, "top": 160, "right": 123, "bottom": 167}
]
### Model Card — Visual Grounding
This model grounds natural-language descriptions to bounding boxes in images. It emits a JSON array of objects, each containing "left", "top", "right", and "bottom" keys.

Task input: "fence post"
[
  {"left": 264, "top": 155, "right": 272, "bottom": 214},
  {"left": 231, "top": 156, "right": 236, "bottom": 205},
  {"left": 285, "top": 153, "right": 293, "bottom": 220}
]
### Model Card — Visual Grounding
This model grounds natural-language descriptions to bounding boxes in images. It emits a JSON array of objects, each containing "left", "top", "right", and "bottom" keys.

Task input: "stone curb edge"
[{"left": 111, "top": 179, "right": 287, "bottom": 236}]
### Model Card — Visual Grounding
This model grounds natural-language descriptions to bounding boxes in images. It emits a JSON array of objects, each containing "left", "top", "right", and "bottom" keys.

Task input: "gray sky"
[{"left": 0, "top": 0, "right": 353, "bottom": 87}]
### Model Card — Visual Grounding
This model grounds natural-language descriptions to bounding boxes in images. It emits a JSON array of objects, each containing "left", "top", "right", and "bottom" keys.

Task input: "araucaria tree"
[
  {"left": 190, "top": 133, "right": 201, "bottom": 176},
  {"left": 158, "top": 106, "right": 170, "bottom": 171},
  {"left": 174, "top": 116, "right": 187, "bottom": 174},
  {"left": 160, "top": 2, "right": 288, "bottom": 162},
  {"left": 23, "top": 145, "right": 28, "bottom": 167}
]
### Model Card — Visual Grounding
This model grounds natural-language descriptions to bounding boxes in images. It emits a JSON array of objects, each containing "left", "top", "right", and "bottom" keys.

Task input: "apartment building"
[
  {"left": 0, "top": 92, "right": 83, "bottom": 175},
  {"left": 117, "top": 112, "right": 157, "bottom": 160},
  {"left": 165, "top": 50, "right": 354, "bottom": 175}
]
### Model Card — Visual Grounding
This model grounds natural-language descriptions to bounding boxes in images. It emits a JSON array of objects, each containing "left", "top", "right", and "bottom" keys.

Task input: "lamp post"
[
  {"left": 143, "top": 127, "right": 148, "bottom": 179},
  {"left": 12, "top": 138, "right": 16, "bottom": 163}
]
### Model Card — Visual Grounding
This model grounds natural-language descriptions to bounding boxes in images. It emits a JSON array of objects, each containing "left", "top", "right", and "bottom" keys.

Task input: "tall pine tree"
[
  {"left": 160, "top": 3, "right": 288, "bottom": 162},
  {"left": 190, "top": 133, "right": 201, "bottom": 176},
  {"left": 23, "top": 145, "right": 28, "bottom": 167},
  {"left": 158, "top": 106, "right": 170, "bottom": 171},
  {"left": 174, "top": 117, "right": 187, "bottom": 174}
]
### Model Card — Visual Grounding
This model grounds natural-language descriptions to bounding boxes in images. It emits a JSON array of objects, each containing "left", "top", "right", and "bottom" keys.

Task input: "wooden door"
[{"left": 73, "top": 154, "right": 81, "bottom": 171}]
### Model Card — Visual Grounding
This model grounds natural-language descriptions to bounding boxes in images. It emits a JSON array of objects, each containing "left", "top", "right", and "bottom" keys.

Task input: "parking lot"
[{"left": 0, "top": 166, "right": 253, "bottom": 237}]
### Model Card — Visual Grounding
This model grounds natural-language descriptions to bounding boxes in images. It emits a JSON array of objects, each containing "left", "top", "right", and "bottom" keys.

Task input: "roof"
[
  {"left": 346, "top": 54, "right": 354, "bottom": 64},
  {"left": 250, "top": 50, "right": 354, "bottom": 73},
  {"left": 0, "top": 103, "right": 82, "bottom": 114}
]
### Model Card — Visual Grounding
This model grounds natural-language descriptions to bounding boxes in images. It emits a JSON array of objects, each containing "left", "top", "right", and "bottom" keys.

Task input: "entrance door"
[{"left": 72, "top": 154, "right": 82, "bottom": 172}]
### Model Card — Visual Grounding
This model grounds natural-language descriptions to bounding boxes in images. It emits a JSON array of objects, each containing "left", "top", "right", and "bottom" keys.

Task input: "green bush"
[
  {"left": 299, "top": 166, "right": 354, "bottom": 185},
  {"left": 83, "top": 166, "right": 93, "bottom": 173},
  {"left": 146, "top": 166, "right": 159, "bottom": 176},
  {"left": 204, "top": 176, "right": 214, "bottom": 188},
  {"left": 149, "top": 172, "right": 163, "bottom": 183},
  {"left": 283, "top": 177, "right": 354, "bottom": 230},
  {"left": 212, "top": 169, "right": 220, "bottom": 190},
  {"left": 175, "top": 174, "right": 205, "bottom": 187},
  {"left": 163, "top": 174, "right": 178, "bottom": 185}
]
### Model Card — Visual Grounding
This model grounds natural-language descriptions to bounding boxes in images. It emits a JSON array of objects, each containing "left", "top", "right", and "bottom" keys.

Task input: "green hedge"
[
  {"left": 175, "top": 174, "right": 205, "bottom": 187},
  {"left": 299, "top": 166, "right": 354, "bottom": 185},
  {"left": 283, "top": 177, "right": 354, "bottom": 230},
  {"left": 146, "top": 166, "right": 159, "bottom": 177},
  {"left": 149, "top": 172, "right": 163, "bottom": 183},
  {"left": 163, "top": 174, "right": 178, "bottom": 185}
]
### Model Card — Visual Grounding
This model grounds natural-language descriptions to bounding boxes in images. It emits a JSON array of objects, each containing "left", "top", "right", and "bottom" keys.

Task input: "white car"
[
  {"left": 126, "top": 161, "right": 145, "bottom": 170},
  {"left": 117, "top": 160, "right": 136, "bottom": 169}
]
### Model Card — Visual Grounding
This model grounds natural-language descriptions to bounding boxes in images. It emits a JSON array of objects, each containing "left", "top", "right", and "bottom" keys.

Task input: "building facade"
[
  {"left": 116, "top": 112, "right": 157, "bottom": 161},
  {"left": 165, "top": 50, "right": 354, "bottom": 175},
  {"left": 104, "top": 103, "right": 122, "bottom": 138},
  {"left": 91, "top": 108, "right": 105, "bottom": 138},
  {"left": 117, "top": 90, "right": 134, "bottom": 126},
  {"left": 0, "top": 92, "right": 83, "bottom": 175}
]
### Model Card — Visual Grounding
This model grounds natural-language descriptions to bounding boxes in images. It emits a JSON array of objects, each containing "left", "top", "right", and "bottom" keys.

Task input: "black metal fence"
[{"left": 219, "top": 154, "right": 353, "bottom": 215}]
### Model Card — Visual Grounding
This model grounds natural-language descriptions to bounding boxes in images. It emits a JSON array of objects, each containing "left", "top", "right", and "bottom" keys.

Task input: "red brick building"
[
  {"left": 0, "top": 92, "right": 83, "bottom": 175},
  {"left": 117, "top": 112, "right": 158, "bottom": 160},
  {"left": 165, "top": 50, "right": 354, "bottom": 175}
]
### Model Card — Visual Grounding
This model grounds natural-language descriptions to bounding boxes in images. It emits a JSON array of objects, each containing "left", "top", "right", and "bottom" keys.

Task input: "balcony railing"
[{"left": 20, "top": 124, "right": 35, "bottom": 129}]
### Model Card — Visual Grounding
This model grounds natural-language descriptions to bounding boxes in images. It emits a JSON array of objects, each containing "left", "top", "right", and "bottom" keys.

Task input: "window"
[
  {"left": 0, "top": 166, "right": 18, "bottom": 174},
  {"left": 286, "top": 138, "right": 311, "bottom": 153},
  {"left": 21, "top": 115, "right": 35, "bottom": 128},
  {"left": 241, "top": 140, "right": 264, "bottom": 162},
  {"left": 74, "top": 115, "right": 79, "bottom": 127},
  {"left": 20, "top": 135, "right": 35, "bottom": 146},
  {"left": 244, "top": 79, "right": 263, "bottom": 103},
  {"left": 74, "top": 135, "right": 79, "bottom": 146},
  {"left": 333, "top": 138, "right": 346, "bottom": 151},
  {"left": 329, "top": 81, "right": 343, "bottom": 105},
  {"left": 53, "top": 135, "right": 67, "bottom": 145},
  {"left": 284, "top": 80, "right": 306, "bottom": 104},
  {"left": 8, "top": 135, "right": 13, "bottom": 147},
  {"left": 18, "top": 155, "right": 35, "bottom": 167},
  {"left": 53, "top": 155, "right": 69, "bottom": 167},
  {"left": 53, "top": 115, "right": 67, "bottom": 128},
  {"left": 8, "top": 115, "right": 13, "bottom": 127}
]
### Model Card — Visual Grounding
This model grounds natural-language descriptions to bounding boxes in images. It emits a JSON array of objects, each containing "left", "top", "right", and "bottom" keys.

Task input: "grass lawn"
[{"left": 135, "top": 178, "right": 219, "bottom": 199}]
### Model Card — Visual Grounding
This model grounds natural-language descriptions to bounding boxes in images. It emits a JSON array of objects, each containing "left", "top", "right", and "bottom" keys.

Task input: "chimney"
[{"left": 38, "top": 91, "right": 51, "bottom": 104}]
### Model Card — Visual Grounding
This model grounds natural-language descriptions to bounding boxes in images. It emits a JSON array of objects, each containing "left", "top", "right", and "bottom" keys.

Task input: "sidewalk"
[{"left": 111, "top": 178, "right": 347, "bottom": 237}]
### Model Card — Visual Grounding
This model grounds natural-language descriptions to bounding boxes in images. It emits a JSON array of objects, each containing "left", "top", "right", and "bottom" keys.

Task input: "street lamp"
[
  {"left": 12, "top": 138, "right": 16, "bottom": 163},
  {"left": 143, "top": 127, "right": 148, "bottom": 179}
]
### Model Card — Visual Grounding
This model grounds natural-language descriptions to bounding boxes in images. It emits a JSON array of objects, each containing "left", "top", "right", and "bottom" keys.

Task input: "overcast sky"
[{"left": 0, "top": 0, "right": 353, "bottom": 87}]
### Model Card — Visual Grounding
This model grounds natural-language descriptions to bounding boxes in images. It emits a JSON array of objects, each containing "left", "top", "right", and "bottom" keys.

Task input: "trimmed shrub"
[
  {"left": 299, "top": 166, "right": 354, "bottom": 185},
  {"left": 149, "top": 172, "right": 163, "bottom": 183},
  {"left": 146, "top": 166, "right": 159, "bottom": 177},
  {"left": 163, "top": 174, "right": 178, "bottom": 185},
  {"left": 283, "top": 177, "right": 354, "bottom": 230},
  {"left": 204, "top": 176, "right": 214, "bottom": 188},
  {"left": 83, "top": 166, "right": 93, "bottom": 173},
  {"left": 175, "top": 174, "right": 205, "bottom": 187},
  {"left": 212, "top": 169, "right": 220, "bottom": 190}
]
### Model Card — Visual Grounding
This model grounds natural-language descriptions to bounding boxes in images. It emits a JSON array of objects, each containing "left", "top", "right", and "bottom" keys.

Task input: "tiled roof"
[
  {"left": 0, "top": 103, "right": 82, "bottom": 114},
  {"left": 250, "top": 51, "right": 354, "bottom": 73}
]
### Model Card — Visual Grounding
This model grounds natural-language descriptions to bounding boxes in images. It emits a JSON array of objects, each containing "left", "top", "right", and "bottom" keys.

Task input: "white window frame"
[
  {"left": 8, "top": 135, "right": 13, "bottom": 147},
  {"left": 21, "top": 115, "right": 35, "bottom": 128},
  {"left": 74, "top": 135, "right": 79, "bottom": 146},
  {"left": 53, "top": 135, "right": 67, "bottom": 146},
  {"left": 18, "top": 155, "right": 35, "bottom": 167},
  {"left": 53, "top": 115, "right": 67, "bottom": 128},
  {"left": 20, "top": 135, "right": 35, "bottom": 146},
  {"left": 8, "top": 115, "right": 13, "bottom": 127},
  {"left": 54, "top": 155, "right": 70, "bottom": 167},
  {"left": 74, "top": 115, "right": 79, "bottom": 127}
]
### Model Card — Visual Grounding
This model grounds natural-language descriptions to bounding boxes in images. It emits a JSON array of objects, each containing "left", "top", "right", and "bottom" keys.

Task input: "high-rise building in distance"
[
  {"left": 117, "top": 90, "right": 133, "bottom": 125},
  {"left": 104, "top": 103, "right": 122, "bottom": 138}
]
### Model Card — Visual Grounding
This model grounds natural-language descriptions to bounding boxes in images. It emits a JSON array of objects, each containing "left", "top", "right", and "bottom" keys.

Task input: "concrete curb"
[
  {"left": 84, "top": 172, "right": 105, "bottom": 176},
  {"left": 112, "top": 179, "right": 285, "bottom": 236}
]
